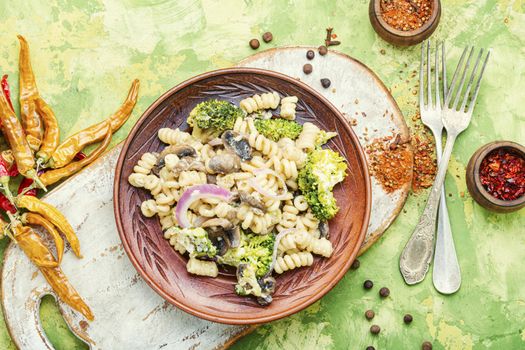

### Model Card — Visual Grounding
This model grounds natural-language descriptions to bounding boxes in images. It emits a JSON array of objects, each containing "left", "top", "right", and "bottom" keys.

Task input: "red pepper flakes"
[
  {"left": 366, "top": 135, "right": 413, "bottom": 193},
  {"left": 412, "top": 131, "right": 437, "bottom": 192},
  {"left": 479, "top": 149, "right": 524, "bottom": 201},
  {"left": 380, "top": 0, "right": 433, "bottom": 32}
]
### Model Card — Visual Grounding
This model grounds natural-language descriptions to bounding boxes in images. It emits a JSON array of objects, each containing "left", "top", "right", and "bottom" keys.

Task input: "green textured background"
[{"left": 0, "top": 0, "right": 524, "bottom": 349}]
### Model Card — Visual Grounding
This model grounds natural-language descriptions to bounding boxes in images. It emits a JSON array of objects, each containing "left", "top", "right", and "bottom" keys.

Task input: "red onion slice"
[
  {"left": 175, "top": 184, "right": 232, "bottom": 228},
  {"left": 248, "top": 169, "right": 288, "bottom": 200},
  {"left": 267, "top": 229, "right": 295, "bottom": 276}
]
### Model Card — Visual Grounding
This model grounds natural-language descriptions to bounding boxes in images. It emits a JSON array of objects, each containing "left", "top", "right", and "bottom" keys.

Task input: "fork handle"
[
  {"left": 432, "top": 190, "right": 461, "bottom": 293},
  {"left": 400, "top": 133, "right": 457, "bottom": 285}
]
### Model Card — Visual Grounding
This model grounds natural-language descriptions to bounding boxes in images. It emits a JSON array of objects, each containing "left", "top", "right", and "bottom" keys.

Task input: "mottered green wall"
[{"left": 0, "top": 1, "right": 524, "bottom": 349}]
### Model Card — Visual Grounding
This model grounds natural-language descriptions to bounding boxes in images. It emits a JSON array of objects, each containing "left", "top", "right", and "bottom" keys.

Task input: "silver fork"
[
  {"left": 400, "top": 45, "right": 490, "bottom": 285},
  {"left": 417, "top": 41, "right": 461, "bottom": 294}
]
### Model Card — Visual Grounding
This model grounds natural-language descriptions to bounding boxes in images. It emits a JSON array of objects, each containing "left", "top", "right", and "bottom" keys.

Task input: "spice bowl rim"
[
  {"left": 468, "top": 141, "right": 525, "bottom": 210},
  {"left": 372, "top": 0, "right": 440, "bottom": 37},
  {"left": 369, "top": 0, "right": 441, "bottom": 46}
]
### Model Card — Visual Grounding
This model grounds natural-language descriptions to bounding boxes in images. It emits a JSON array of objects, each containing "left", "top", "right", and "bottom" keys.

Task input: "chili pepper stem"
[
  {"left": 32, "top": 175, "right": 47, "bottom": 192},
  {"left": 19, "top": 182, "right": 38, "bottom": 197}
]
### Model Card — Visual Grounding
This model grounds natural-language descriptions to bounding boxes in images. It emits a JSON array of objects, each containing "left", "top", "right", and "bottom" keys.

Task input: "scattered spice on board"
[
  {"left": 380, "top": 0, "right": 433, "bottom": 31},
  {"left": 479, "top": 149, "right": 524, "bottom": 201},
  {"left": 366, "top": 135, "right": 412, "bottom": 193},
  {"left": 411, "top": 129, "right": 437, "bottom": 192}
]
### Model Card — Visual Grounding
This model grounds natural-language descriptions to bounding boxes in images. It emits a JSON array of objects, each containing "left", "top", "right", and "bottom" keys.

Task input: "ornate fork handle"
[{"left": 400, "top": 134, "right": 457, "bottom": 284}]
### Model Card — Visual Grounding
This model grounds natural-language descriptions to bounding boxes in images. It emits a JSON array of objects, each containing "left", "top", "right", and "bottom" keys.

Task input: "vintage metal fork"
[
  {"left": 400, "top": 45, "right": 490, "bottom": 285},
  {"left": 415, "top": 41, "right": 461, "bottom": 294}
]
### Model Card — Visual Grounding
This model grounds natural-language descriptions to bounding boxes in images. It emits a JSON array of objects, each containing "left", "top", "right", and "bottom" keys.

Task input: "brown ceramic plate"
[{"left": 113, "top": 68, "right": 371, "bottom": 325}]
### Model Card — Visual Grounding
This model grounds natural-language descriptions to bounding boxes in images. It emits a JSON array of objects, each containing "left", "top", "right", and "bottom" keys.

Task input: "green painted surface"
[{"left": 0, "top": 0, "right": 524, "bottom": 349}]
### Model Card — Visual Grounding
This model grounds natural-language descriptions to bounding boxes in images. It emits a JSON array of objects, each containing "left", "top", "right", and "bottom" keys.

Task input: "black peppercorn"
[
  {"left": 306, "top": 50, "right": 315, "bottom": 60},
  {"left": 303, "top": 64, "right": 313, "bottom": 74},
  {"left": 370, "top": 325, "right": 381, "bottom": 335},
  {"left": 249, "top": 39, "right": 260, "bottom": 49},
  {"left": 365, "top": 310, "right": 375, "bottom": 320},
  {"left": 321, "top": 78, "right": 331, "bottom": 88},
  {"left": 351, "top": 259, "right": 360, "bottom": 270},
  {"left": 404, "top": 314, "right": 413, "bottom": 324},
  {"left": 262, "top": 32, "right": 273, "bottom": 43},
  {"left": 318, "top": 45, "right": 328, "bottom": 56},
  {"left": 379, "top": 287, "right": 390, "bottom": 298},
  {"left": 422, "top": 341, "right": 432, "bottom": 350},
  {"left": 363, "top": 280, "right": 373, "bottom": 289},
  {"left": 366, "top": 347, "right": 375, "bottom": 350}
]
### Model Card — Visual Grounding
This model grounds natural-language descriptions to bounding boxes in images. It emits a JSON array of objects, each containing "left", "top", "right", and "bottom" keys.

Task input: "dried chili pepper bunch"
[{"left": 0, "top": 35, "right": 140, "bottom": 321}]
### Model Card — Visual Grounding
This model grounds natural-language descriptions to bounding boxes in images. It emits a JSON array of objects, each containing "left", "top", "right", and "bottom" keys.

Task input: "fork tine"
[
  {"left": 460, "top": 48, "right": 484, "bottom": 112},
  {"left": 467, "top": 49, "right": 491, "bottom": 113},
  {"left": 419, "top": 42, "right": 426, "bottom": 108},
  {"left": 442, "top": 42, "right": 447, "bottom": 105},
  {"left": 445, "top": 46, "right": 468, "bottom": 106},
  {"left": 435, "top": 42, "right": 440, "bottom": 108},
  {"left": 452, "top": 47, "right": 475, "bottom": 110},
  {"left": 427, "top": 40, "right": 432, "bottom": 107}
]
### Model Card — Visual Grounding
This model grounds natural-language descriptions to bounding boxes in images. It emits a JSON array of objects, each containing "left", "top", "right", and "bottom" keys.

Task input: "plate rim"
[{"left": 113, "top": 67, "right": 372, "bottom": 325}]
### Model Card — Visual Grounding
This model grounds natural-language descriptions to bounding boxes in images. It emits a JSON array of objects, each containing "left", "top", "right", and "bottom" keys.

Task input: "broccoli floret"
[
  {"left": 218, "top": 231, "right": 275, "bottom": 277},
  {"left": 166, "top": 227, "right": 217, "bottom": 258},
  {"left": 234, "top": 263, "right": 262, "bottom": 297},
  {"left": 297, "top": 149, "right": 347, "bottom": 221},
  {"left": 187, "top": 99, "right": 244, "bottom": 134},
  {"left": 316, "top": 130, "right": 337, "bottom": 147},
  {"left": 254, "top": 118, "right": 303, "bottom": 142}
]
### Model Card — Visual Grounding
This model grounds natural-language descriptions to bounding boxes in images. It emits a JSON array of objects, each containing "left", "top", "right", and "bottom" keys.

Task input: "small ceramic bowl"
[
  {"left": 466, "top": 141, "right": 525, "bottom": 213},
  {"left": 369, "top": 0, "right": 441, "bottom": 46}
]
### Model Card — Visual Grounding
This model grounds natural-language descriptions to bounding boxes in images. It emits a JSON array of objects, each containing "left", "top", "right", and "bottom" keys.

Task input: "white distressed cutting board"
[
  {"left": 1, "top": 146, "right": 250, "bottom": 350},
  {"left": 2, "top": 47, "right": 410, "bottom": 349}
]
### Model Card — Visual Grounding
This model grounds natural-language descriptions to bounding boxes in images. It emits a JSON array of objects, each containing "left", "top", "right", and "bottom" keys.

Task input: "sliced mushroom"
[
  {"left": 151, "top": 157, "right": 165, "bottom": 176},
  {"left": 319, "top": 221, "right": 330, "bottom": 238},
  {"left": 239, "top": 190, "right": 265, "bottom": 212},
  {"left": 256, "top": 276, "right": 276, "bottom": 305},
  {"left": 208, "top": 137, "right": 223, "bottom": 147},
  {"left": 226, "top": 226, "right": 241, "bottom": 248},
  {"left": 207, "top": 152, "right": 241, "bottom": 174},
  {"left": 222, "top": 130, "right": 252, "bottom": 161},
  {"left": 172, "top": 158, "right": 205, "bottom": 174},
  {"left": 159, "top": 144, "right": 197, "bottom": 159}
]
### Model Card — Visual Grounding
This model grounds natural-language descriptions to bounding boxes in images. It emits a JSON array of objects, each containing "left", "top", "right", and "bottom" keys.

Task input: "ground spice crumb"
[
  {"left": 366, "top": 135, "right": 412, "bottom": 193},
  {"left": 381, "top": 0, "right": 433, "bottom": 32},
  {"left": 411, "top": 121, "right": 437, "bottom": 193}
]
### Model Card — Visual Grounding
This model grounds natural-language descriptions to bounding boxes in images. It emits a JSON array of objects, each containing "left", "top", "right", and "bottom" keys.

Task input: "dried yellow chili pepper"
[
  {"left": 13, "top": 225, "right": 58, "bottom": 268},
  {"left": 0, "top": 84, "right": 45, "bottom": 192},
  {"left": 17, "top": 35, "right": 43, "bottom": 151},
  {"left": 48, "top": 79, "right": 139, "bottom": 168},
  {"left": 15, "top": 222, "right": 93, "bottom": 320},
  {"left": 21, "top": 212, "right": 64, "bottom": 264},
  {"left": 35, "top": 97, "right": 60, "bottom": 165},
  {"left": 17, "top": 195, "right": 81, "bottom": 258},
  {"left": 39, "top": 259, "right": 94, "bottom": 320},
  {"left": 40, "top": 122, "right": 111, "bottom": 186}
]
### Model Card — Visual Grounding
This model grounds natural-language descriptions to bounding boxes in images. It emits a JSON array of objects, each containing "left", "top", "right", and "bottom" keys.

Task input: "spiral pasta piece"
[
  {"left": 133, "top": 152, "right": 158, "bottom": 175},
  {"left": 280, "top": 96, "right": 298, "bottom": 120},
  {"left": 158, "top": 128, "right": 193, "bottom": 145},
  {"left": 128, "top": 173, "right": 147, "bottom": 188},
  {"left": 273, "top": 252, "right": 314, "bottom": 274},
  {"left": 178, "top": 171, "right": 207, "bottom": 187},
  {"left": 240, "top": 91, "right": 280, "bottom": 113},
  {"left": 143, "top": 175, "right": 162, "bottom": 196},
  {"left": 266, "top": 155, "right": 298, "bottom": 180},
  {"left": 186, "top": 257, "right": 219, "bottom": 277},
  {"left": 248, "top": 132, "right": 281, "bottom": 157},
  {"left": 296, "top": 122, "right": 320, "bottom": 151}
]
